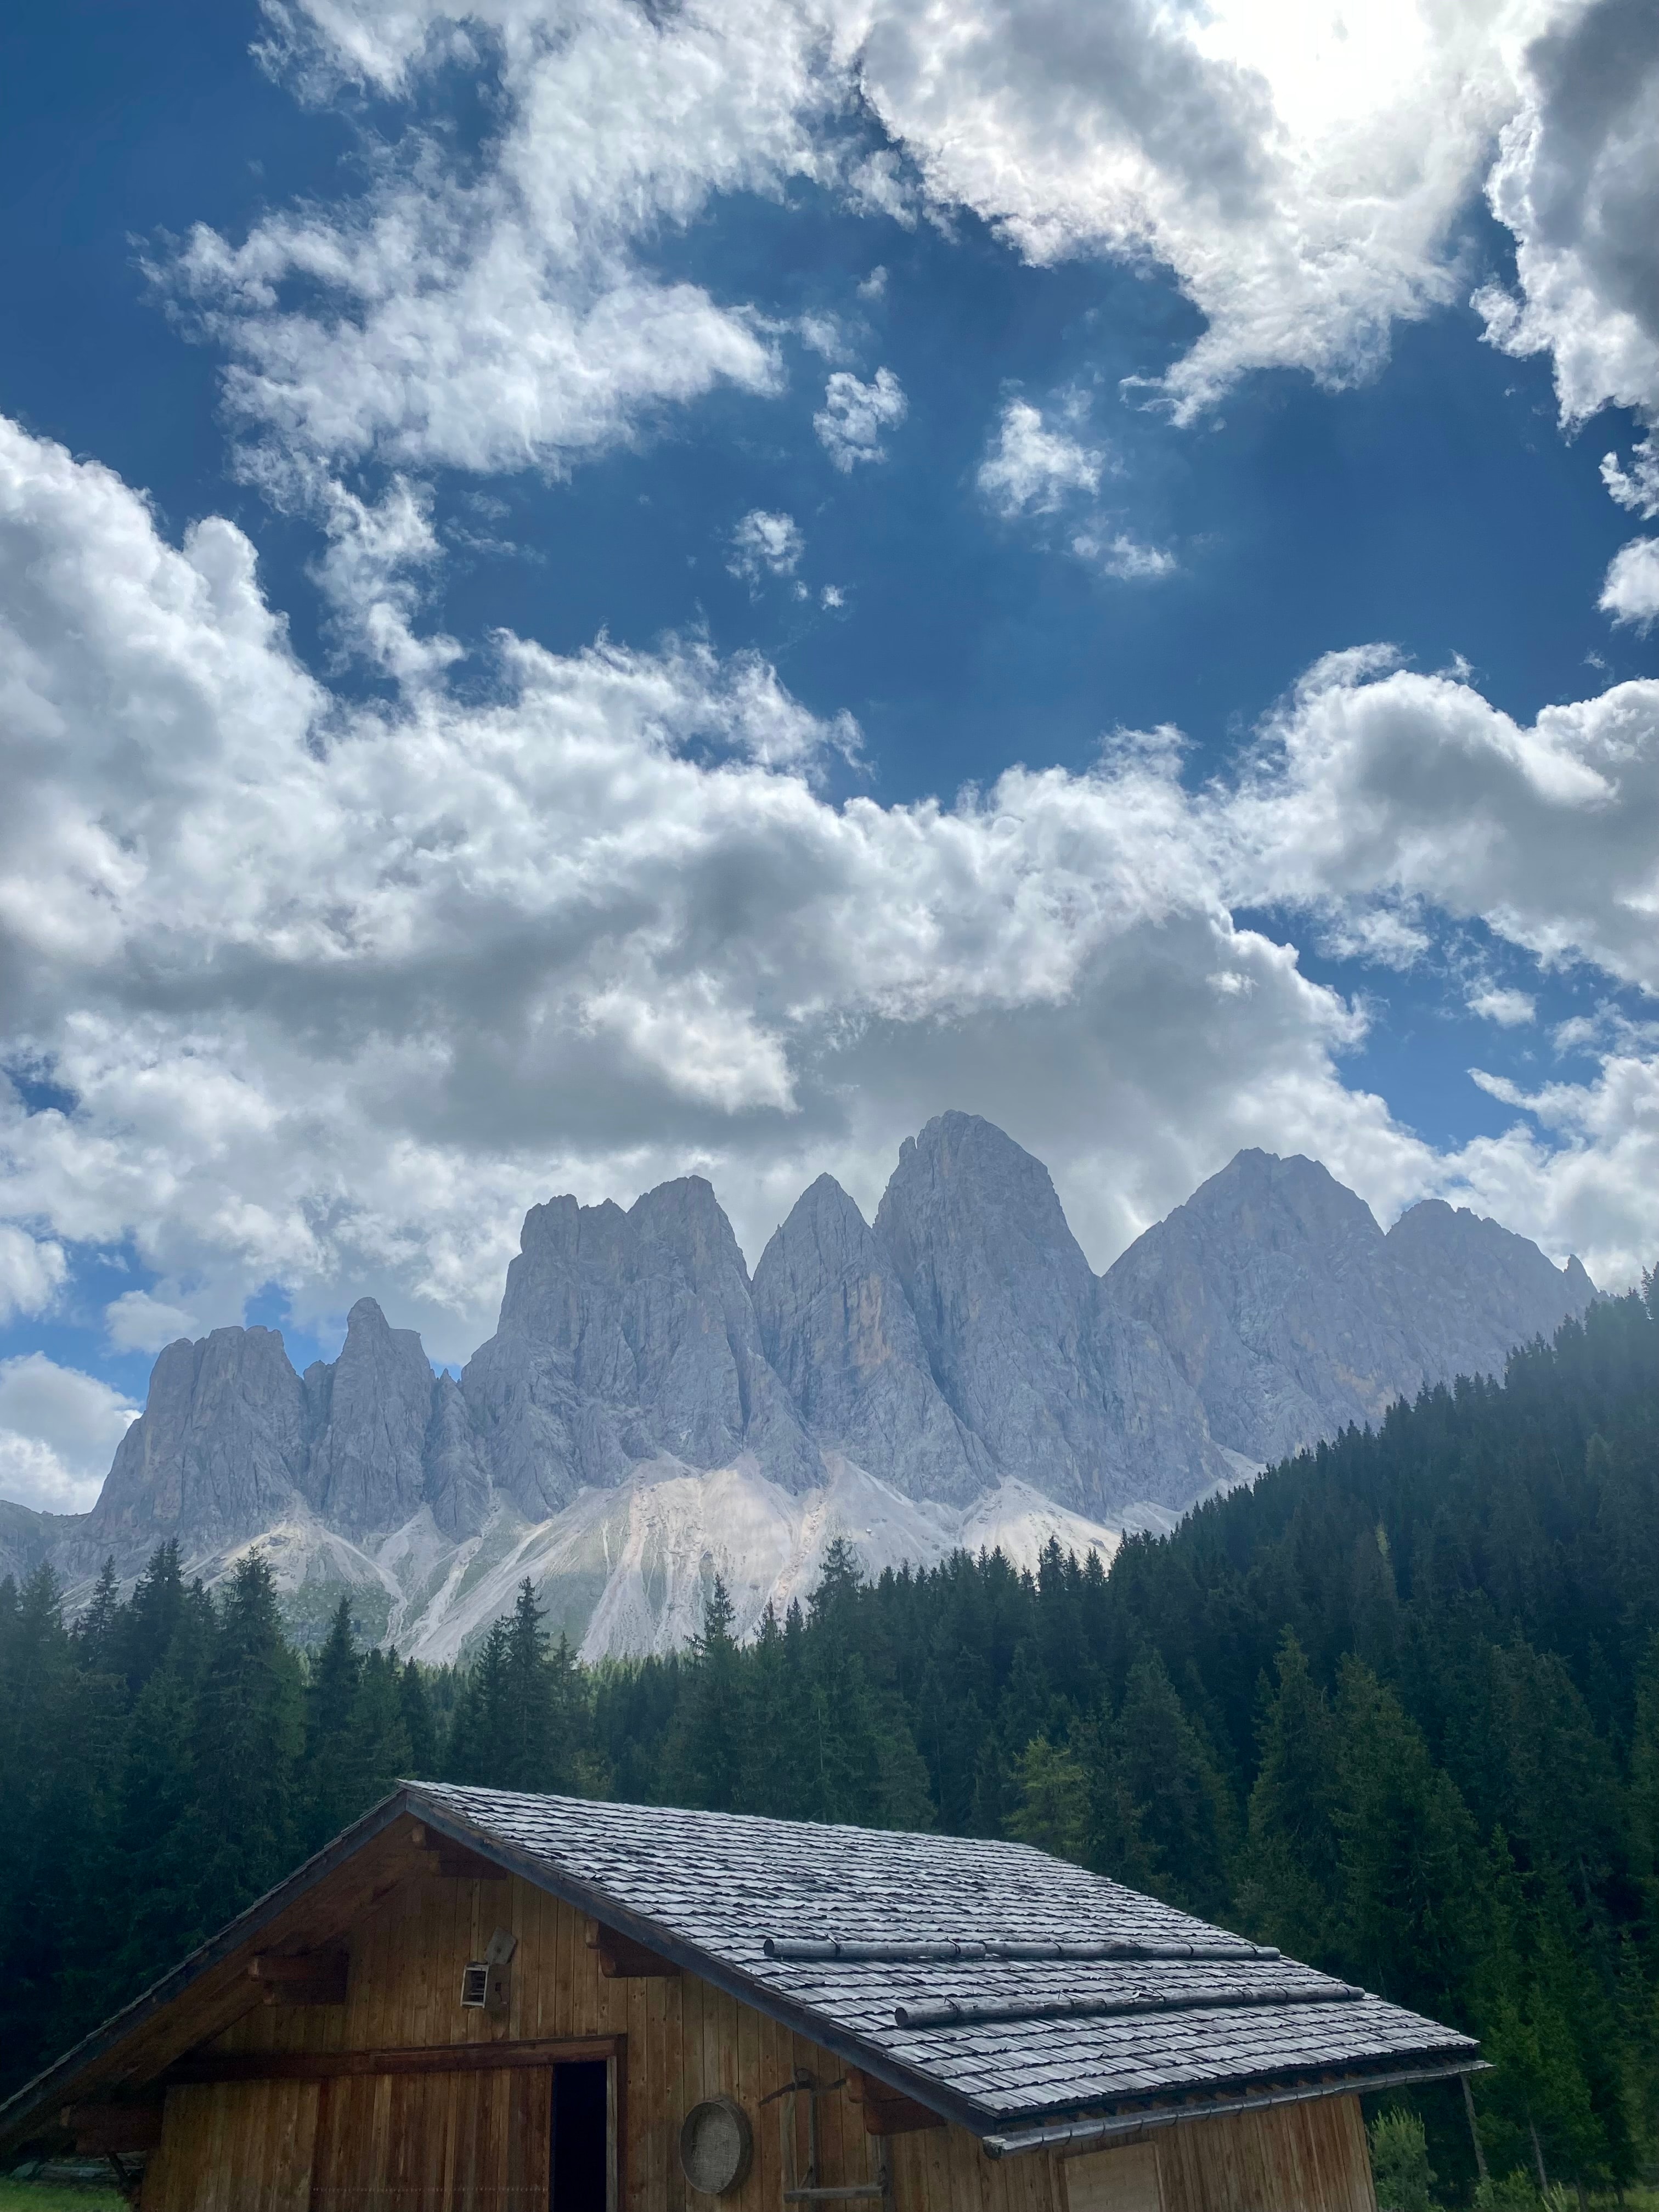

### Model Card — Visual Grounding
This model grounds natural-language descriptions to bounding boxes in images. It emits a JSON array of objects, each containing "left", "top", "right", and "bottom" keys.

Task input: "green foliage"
[
  {"left": 1370, "top": 2107, "right": 1440, "bottom": 2212},
  {"left": 3, "top": 1277, "right": 1658, "bottom": 2203}
]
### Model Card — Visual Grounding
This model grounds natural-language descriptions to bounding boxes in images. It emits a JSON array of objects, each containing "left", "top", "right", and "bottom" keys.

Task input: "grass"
[{"left": 0, "top": 2181, "right": 128, "bottom": 2209}]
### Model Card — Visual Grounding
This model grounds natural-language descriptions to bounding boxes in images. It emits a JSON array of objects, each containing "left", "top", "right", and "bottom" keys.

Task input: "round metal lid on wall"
[{"left": 679, "top": 2096, "right": 754, "bottom": 2197}]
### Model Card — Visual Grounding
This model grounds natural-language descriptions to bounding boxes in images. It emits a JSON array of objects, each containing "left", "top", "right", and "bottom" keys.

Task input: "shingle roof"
[{"left": 409, "top": 1782, "right": 1478, "bottom": 2146}]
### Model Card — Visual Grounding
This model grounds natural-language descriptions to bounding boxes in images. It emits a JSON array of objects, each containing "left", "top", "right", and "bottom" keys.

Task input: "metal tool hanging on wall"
[{"left": 761, "top": 2070, "right": 894, "bottom": 2212}]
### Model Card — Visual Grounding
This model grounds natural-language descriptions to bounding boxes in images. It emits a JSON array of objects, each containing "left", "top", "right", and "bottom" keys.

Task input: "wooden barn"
[{"left": 0, "top": 1783, "right": 1479, "bottom": 2212}]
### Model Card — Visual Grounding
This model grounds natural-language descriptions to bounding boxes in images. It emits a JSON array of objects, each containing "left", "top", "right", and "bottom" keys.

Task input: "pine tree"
[
  {"left": 674, "top": 1577, "right": 743, "bottom": 1811},
  {"left": 1237, "top": 1632, "right": 1341, "bottom": 1963},
  {"left": 302, "top": 1597, "right": 364, "bottom": 1854},
  {"left": 1113, "top": 1651, "right": 1235, "bottom": 1918},
  {"left": 400, "top": 1656, "right": 439, "bottom": 1778},
  {"left": 1333, "top": 1658, "right": 1479, "bottom": 2021},
  {"left": 191, "top": 1553, "right": 302, "bottom": 1932},
  {"left": 346, "top": 1648, "right": 413, "bottom": 1814},
  {"left": 496, "top": 1579, "right": 557, "bottom": 1791},
  {"left": 1007, "top": 1734, "right": 1089, "bottom": 1862},
  {"left": 74, "top": 1558, "right": 121, "bottom": 1671}
]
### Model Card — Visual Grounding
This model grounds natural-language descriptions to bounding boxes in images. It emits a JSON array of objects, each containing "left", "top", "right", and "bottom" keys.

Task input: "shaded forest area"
[{"left": 4, "top": 1279, "right": 1657, "bottom": 2207}]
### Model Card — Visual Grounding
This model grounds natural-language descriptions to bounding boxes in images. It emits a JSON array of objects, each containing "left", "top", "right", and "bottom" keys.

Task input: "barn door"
[
  {"left": 307, "top": 2067, "right": 553, "bottom": 2212},
  {"left": 143, "top": 2080, "right": 323, "bottom": 2212}
]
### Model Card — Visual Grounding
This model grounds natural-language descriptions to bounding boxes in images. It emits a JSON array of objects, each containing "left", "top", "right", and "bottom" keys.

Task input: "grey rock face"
[
  {"left": 753, "top": 1173, "right": 994, "bottom": 1504},
  {"left": 87, "top": 1325, "right": 310, "bottom": 1555},
  {"left": 872, "top": 1114, "right": 1228, "bottom": 1514},
  {"left": 1384, "top": 1198, "right": 1598, "bottom": 1382},
  {"left": 463, "top": 1175, "right": 820, "bottom": 1517},
  {"left": 0, "top": 1498, "right": 68, "bottom": 1584},
  {"left": 302, "top": 1297, "right": 435, "bottom": 1538},
  {"left": 41, "top": 1121, "right": 1600, "bottom": 1602},
  {"left": 422, "top": 1373, "right": 493, "bottom": 1542},
  {"left": 1103, "top": 1150, "right": 1596, "bottom": 1466}
]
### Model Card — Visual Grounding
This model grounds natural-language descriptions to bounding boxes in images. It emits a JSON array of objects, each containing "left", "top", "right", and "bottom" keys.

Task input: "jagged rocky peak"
[
  {"left": 1103, "top": 1150, "right": 1396, "bottom": 1469},
  {"left": 463, "top": 1173, "right": 819, "bottom": 1520},
  {"left": 872, "top": 1113, "right": 1224, "bottom": 1514},
  {"left": 302, "top": 1297, "right": 435, "bottom": 1539},
  {"left": 88, "top": 1324, "right": 309, "bottom": 1555},
  {"left": 422, "top": 1372, "right": 492, "bottom": 1542},
  {"left": 1104, "top": 1149, "right": 1596, "bottom": 1469},
  {"left": 1384, "top": 1196, "right": 1596, "bottom": 1361},
  {"left": 752, "top": 1172, "right": 992, "bottom": 1503}
]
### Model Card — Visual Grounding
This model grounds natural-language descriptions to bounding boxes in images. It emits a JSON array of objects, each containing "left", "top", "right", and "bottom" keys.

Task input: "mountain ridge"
[{"left": 3, "top": 1113, "right": 1595, "bottom": 1657}]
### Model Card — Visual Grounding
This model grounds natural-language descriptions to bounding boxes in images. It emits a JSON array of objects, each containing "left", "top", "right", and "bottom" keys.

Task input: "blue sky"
[{"left": 1, "top": 0, "right": 1657, "bottom": 1509}]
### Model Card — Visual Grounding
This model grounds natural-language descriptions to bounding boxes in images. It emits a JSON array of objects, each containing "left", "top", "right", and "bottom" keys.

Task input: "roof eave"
[
  {"left": 0, "top": 1787, "right": 417, "bottom": 2157},
  {"left": 980, "top": 2052, "right": 1489, "bottom": 2159}
]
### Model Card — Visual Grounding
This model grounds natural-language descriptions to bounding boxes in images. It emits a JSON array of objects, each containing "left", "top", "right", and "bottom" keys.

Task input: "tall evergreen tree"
[
  {"left": 191, "top": 1553, "right": 302, "bottom": 1933},
  {"left": 302, "top": 1597, "right": 364, "bottom": 1854}
]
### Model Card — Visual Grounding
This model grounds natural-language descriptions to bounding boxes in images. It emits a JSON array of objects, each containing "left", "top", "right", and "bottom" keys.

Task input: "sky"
[{"left": 1, "top": 0, "right": 1656, "bottom": 1514}]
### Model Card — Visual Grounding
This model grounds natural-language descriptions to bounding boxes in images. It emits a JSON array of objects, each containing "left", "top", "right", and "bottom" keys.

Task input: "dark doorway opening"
[{"left": 551, "top": 2059, "right": 609, "bottom": 2212}]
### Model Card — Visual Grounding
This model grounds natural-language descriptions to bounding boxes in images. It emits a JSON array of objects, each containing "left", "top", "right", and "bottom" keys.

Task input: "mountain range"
[{"left": 0, "top": 1112, "right": 1595, "bottom": 1659}]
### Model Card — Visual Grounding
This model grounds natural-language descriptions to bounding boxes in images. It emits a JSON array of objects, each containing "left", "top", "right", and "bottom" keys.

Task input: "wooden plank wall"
[
  {"left": 1154, "top": 2094, "right": 1378, "bottom": 2212},
  {"left": 137, "top": 1860, "right": 1374, "bottom": 2212}
]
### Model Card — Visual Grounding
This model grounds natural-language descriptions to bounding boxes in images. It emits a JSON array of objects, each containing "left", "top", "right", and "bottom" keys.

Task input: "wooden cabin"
[{"left": 0, "top": 1783, "right": 1479, "bottom": 2212}]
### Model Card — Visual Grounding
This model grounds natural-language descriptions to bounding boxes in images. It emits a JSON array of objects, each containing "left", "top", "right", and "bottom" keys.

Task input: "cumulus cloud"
[
  {"left": 147, "top": 0, "right": 1649, "bottom": 478},
  {"left": 729, "top": 509, "right": 805, "bottom": 582},
  {"left": 814, "top": 367, "right": 907, "bottom": 470},
  {"left": 1602, "top": 436, "right": 1659, "bottom": 518},
  {"left": 1600, "top": 538, "right": 1659, "bottom": 629},
  {"left": 1468, "top": 984, "right": 1538, "bottom": 1026},
  {"left": 832, "top": 0, "right": 1557, "bottom": 420},
  {"left": 159, "top": 0, "right": 833, "bottom": 478},
  {"left": 978, "top": 399, "right": 1171, "bottom": 578},
  {"left": 105, "top": 1290, "right": 207, "bottom": 1356},
  {"left": 1477, "top": 0, "right": 1659, "bottom": 429},
  {"left": 1070, "top": 529, "right": 1177, "bottom": 581},
  {"left": 0, "top": 1355, "right": 138, "bottom": 1515},
  {"left": 2, "top": 407, "right": 1658, "bottom": 1418},
  {"left": 979, "top": 398, "right": 1104, "bottom": 517},
  {"left": 0, "top": 1226, "right": 67, "bottom": 1324}
]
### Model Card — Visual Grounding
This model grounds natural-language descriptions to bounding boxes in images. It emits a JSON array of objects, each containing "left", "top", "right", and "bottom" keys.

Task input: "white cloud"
[
  {"left": 1476, "top": 0, "right": 1659, "bottom": 430},
  {"left": 729, "top": 509, "right": 805, "bottom": 582},
  {"left": 1220, "top": 651, "right": 1659, "bottom": 997},
  {"left": 1599, "top": 537, "right": 1659, "bottom": 629},
  {"left": 105, "top": 1289, "right": 206, "bottom": 1355},
  {"left": 814, "top": 367, "right": 907, "bottom": 470},
  {"left": 159, "top": 0, "right": 836, "bottom": 480},
  {"left": 1070, "top": 529, "right": 1177, "bottom": 581},
  {"left": 978, "top": 399, "right": 1104, "bottom": 517},
  {"left": 1468, "top": 984, "right": 1537, "bottom": 1026},
  {"left": 831, "top": 0, "right": 1559, "bottom": 421},
  {"left": 2, "top": 407, "right": 1657, "bottom": 1435},
  {"left": 1602, "top": 436, "right": 1659, "bottom": 518},
  {"left": 0, "top": 1355, "right": 138, "bottom": 1515},
  {"left": 142, "top": 0, "right": 1648, "bottom": 485},
  {"left": 0, "top": 1225, "right": 66, "bottom": 1324}
]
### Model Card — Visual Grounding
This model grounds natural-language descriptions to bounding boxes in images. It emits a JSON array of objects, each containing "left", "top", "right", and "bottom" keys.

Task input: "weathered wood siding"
[
  {"left": 1055, "top": 2096, "right": 1376, "bottom": 2212},
  {"left": 139, "top": 1865, "right": 1375, "bottom": 2212}
]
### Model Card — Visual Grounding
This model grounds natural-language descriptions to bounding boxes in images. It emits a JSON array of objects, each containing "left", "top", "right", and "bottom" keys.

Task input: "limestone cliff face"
[
  {"left": 302, "top": 1298, "right": 435, "bottom": 1537},
  {"left": 752, "top": 1172, "right": 993, "bottom": 1505},
  {"left": 1102, "top": 1150, "right": 1596, "bottom": 1466},
  {"left": 87, "top": 1325, "right": 311, "bottom": 1553},
  {"left": 48, "top": 1122, "right": 1599, "bottom": 1633},
  {"left": 462, "top": 1175, "right": 820, "bottom": 1517},
  {"left": 871, "top": 1114, "right": 1230, "bottom": 1514}
]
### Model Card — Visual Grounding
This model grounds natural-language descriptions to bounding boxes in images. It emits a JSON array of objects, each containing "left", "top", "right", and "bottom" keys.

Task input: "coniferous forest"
[{"left": 4, "top": 1278, "right": 1657, "bottom": 2206}]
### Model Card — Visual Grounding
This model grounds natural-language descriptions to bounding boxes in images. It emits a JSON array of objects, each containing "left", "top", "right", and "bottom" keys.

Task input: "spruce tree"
[
  {"left": 400, "top": 1656, "right": 439, "bottom": 1778},
  {"left": 1237, "top": 1632, "right": 1341, "bottom": 1963},
  {"left": 191, "top": 1552, "right": 302, "bottom": 1932},
  {"left": 302, "top": 1596, "right": 364, "bottom": 1854}
]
